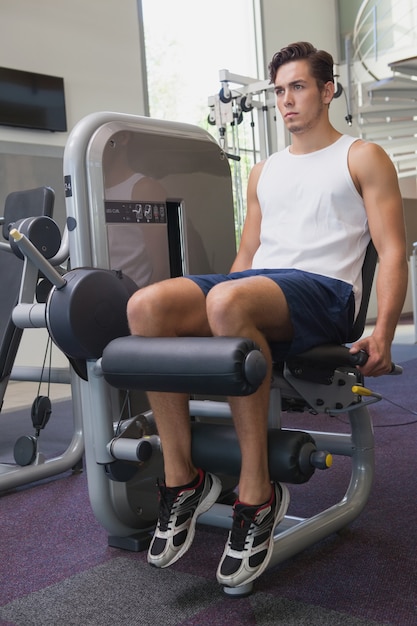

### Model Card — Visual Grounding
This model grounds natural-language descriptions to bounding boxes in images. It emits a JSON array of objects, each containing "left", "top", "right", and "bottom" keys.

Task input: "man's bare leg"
[
  {"left": 128, "top": 277, "right": 223, "bottom": 569},
  {"left": 127, "top": 277, "right": 211, "bottom": 487},
  {"left": 206, "top": 276, "right": 293, "bottom": 505},
  {"left": 207, "top": 276, "right": 292, "bottom": 587}
]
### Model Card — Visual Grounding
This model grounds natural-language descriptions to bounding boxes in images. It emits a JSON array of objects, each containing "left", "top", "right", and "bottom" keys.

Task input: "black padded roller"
[
  {"left": 191, "top": 422, "right": 318, "bottom": 484},
  {"left": 101, "top": 336, "right": 267, "bottom": 396},
  {"left": 47, "top": 268, "right": 137, "bottom": 360}
]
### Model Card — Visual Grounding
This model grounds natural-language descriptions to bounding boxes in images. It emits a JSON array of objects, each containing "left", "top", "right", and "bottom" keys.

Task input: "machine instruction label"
[{"left": 104, "top": 201, "right": 167, "bottom": 224}]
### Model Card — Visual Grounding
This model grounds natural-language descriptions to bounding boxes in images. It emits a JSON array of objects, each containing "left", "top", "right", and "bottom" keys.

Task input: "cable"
[
  {"left": 115, "top": 390, "right": 133, "bottom": 435},
  {"left": 37, "top": 336, "right": 52, "bottom": 399},
  {"left": 334, "top": 385, "right": 417, "bottom": 428},
  {"left": 343, "top": 87, "right": 353, "bottom": 126},
  {"left": 371, "top": 394, "right": 417, "bottom": 428}
]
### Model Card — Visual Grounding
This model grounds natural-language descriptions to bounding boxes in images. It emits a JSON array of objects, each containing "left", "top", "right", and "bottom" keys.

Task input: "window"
[
  {"left": 141, "top": 0, "right": 261, "bottom": 124},
  {"left": 140, "top": 0, "right": 263, "bottom": 240}
]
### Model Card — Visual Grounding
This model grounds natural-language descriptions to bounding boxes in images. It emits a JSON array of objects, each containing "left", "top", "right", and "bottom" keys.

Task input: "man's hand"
[{"left": 349, "top": 334, "right": 393, "bottom": 377}]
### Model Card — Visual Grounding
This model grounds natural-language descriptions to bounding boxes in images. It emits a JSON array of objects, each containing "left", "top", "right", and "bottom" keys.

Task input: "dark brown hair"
[{"left": 268, "top": 41, "right": 334, "bottom": 89}]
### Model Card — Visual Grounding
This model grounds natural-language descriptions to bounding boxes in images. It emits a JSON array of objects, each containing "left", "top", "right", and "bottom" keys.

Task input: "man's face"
[{"left": 274, "top": 59, "right": 332, "bottom": 135}]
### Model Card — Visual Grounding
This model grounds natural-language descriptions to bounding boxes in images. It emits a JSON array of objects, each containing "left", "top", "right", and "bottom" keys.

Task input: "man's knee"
[
  {"left": 127, "top": 284, "right": 163, "bottom": 335},
  {"left": 127, "top": 278, "right": 211, "bottom": 337},
  {"left": 206, "top": 283, "right": 245, "bottom": 335}
]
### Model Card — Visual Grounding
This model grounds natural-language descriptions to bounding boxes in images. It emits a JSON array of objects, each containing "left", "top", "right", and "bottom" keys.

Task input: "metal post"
[{"left": 411, "top": 243, "right": 417, "bottom": 343}]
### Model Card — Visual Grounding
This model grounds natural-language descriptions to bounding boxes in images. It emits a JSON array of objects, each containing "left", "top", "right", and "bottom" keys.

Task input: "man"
[{"left": 127, "top": 42, "right": 408, "bottom": 588}]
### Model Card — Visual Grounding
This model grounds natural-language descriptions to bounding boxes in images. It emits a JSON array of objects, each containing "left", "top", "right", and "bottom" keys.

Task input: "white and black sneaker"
[
  {"left": 216, "top": 482, "right": 290, "bottom": 587},
  {"left": 148, "top": 468, "right": 222, "bottom": 568}
]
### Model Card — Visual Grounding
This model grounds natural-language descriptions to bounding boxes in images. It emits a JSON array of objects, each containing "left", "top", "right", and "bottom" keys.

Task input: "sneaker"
[
  {"left": 216, "top": 482, "right": 290, "bottom": 587},
  {"left": 148, "top": 468, "right": 222, "bottom": 568}
]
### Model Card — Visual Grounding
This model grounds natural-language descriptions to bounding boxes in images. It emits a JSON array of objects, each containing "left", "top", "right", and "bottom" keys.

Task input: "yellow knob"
[{"left": 352, "top": 385, "right": 374, "bottom": 396}]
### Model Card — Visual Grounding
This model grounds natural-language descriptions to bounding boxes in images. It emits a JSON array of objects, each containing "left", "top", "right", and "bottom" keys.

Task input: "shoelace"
[
  {"left": 157, "top": 481, "right": 180, "bottom": 531},
  {"left": 229, "top": 507, "right": 259, "bottom": 551}
]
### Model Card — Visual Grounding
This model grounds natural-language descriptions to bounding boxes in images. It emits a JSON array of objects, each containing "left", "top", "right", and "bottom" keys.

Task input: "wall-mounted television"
[{"left": 0, "top": 67, "right": 67, "bottom": 132}]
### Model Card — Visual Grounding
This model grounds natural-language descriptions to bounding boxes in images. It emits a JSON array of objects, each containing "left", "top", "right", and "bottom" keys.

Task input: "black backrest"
[
  {"left": 2, "top": 186, "right": 54, "bottom": 240},
  {"left": 0, "top": 187, "right": 55, "bottom": 382},
  {"left": 347, "top": 239, "right": 377, "bottom": 343}
]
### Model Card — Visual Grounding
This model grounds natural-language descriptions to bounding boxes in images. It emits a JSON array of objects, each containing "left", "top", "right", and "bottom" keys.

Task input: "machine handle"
[
  {"left": 349, "top": 349, "right": 402, "bottom": 375},
  {"left": 9, "top": 228, "right": 66, "bottom": 289},
  {"left": 347, "top": 349, "right": 368, "bottom": 366}
]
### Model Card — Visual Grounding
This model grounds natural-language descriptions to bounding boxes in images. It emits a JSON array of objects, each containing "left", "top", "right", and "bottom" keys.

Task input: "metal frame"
[{"left": 0, "top": 224, "right": 83, "bottom": 492}]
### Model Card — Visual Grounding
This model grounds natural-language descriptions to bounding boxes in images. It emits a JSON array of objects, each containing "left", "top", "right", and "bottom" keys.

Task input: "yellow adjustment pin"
[
  {"left": 352, "top": 385, "right": 382, "bottom": 401},
  {"left": 325, "top": 453, "right": 333, "bottom": 468},
  {"left": 352, "top": 385, "right": 374, "bottom": 396}
]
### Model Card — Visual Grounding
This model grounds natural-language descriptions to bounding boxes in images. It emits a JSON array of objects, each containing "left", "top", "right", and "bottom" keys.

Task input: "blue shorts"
[{"left": 185, "top": 269, "right": 355, "bottom": 360}]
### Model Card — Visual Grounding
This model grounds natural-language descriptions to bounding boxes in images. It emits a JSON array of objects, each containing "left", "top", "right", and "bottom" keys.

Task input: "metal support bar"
[
  {"left": 10, "top": 365, "right": 71, "bottom": 384},
  {"left": 411, "top": 245, "right": 417, "bottom": 343},
  {"left": 0, "top": 367, "right": 84, "bottom": 491},
  {"left": 9, "top": 229, "right": 66, "bottom": 290},
  {"left": 12, "top": 303, "right": 46, "bottom": 329}
]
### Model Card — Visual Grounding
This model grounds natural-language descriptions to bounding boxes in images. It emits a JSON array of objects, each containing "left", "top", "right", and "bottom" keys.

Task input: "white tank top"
[
  {"left": 252, "top": 135, "right": 370, "bottom": 314},
  {"left": 105, "top": 172, "right": 152, "bottom": 287},
  {"left": 105, "top": 172, "right": 146, "bottom": 200}
]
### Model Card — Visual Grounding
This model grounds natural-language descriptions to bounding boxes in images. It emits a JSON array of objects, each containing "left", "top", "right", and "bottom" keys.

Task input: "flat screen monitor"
[{"left": 0, "top": 67, "right": 67, "bottom": 132}]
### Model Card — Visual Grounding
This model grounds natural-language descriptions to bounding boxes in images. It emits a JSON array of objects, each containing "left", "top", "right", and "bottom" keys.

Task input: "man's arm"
[
  {"left": 349, "top": 140, "right": 408, "bottom": 376},
  {"left": 230, "top": 161, "right": 264, "bottom": 272}
]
